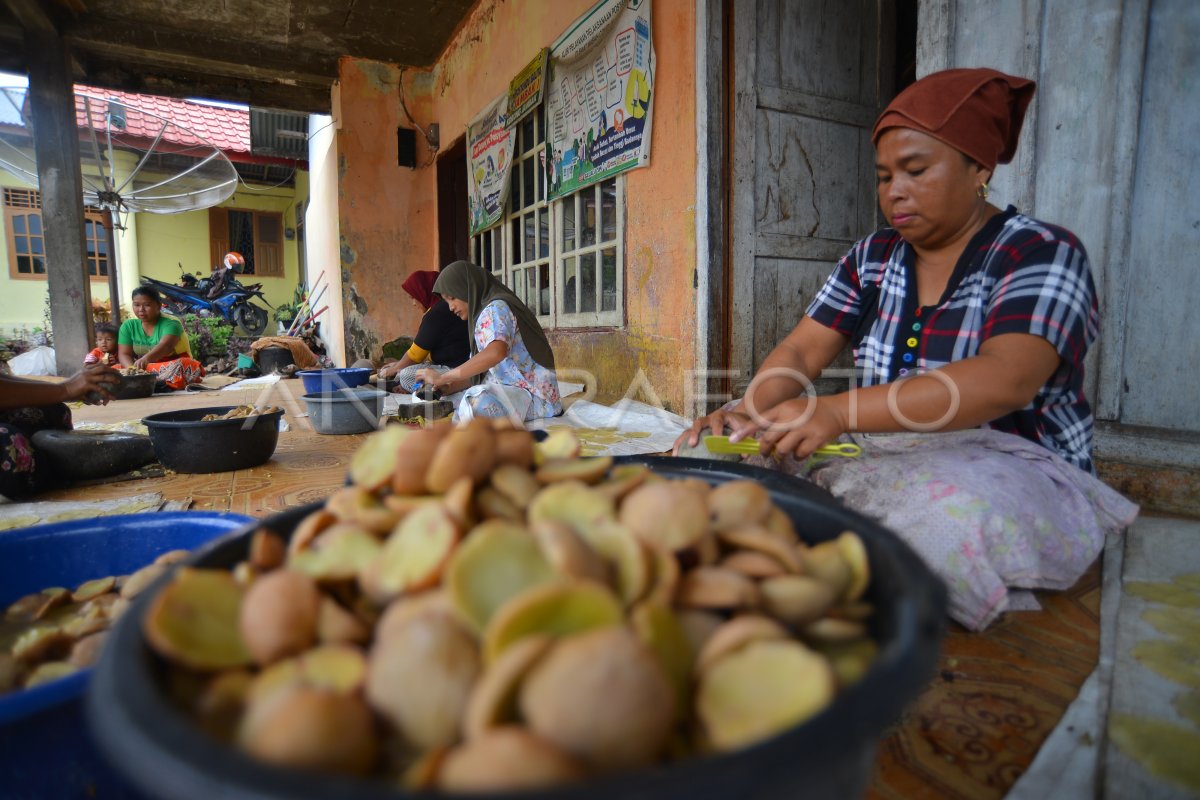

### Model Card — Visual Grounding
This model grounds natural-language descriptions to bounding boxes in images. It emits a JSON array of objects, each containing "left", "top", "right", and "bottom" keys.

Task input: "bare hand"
[
  {"left": 672, "top": 405, "right": 751, "bottom": 455},
  {"left": 133, "top": 356, "right": 149, "bottom": 370},
  {"left": 733, "top": 395, "right": 848, "bottom": 459},
  {"left": 63, "top": 363, "right": 122, "bottom": 405},
  {"left": 378, "top": 362, "right": 398, "bottom": 379},
  {"left": 413, "top": 368, "right": 444, "bottom": 390}
]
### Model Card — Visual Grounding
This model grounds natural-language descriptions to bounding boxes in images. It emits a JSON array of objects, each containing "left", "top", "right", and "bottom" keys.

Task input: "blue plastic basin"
[
  {"left": 0, "top": 511, "right": 254, "bottom": 800},
  {"left": 296, "top": 367, "right": 371, "bottom": 395}
]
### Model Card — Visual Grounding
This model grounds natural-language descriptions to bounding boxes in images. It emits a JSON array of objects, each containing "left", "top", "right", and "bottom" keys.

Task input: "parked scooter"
[{"left": 141, "top": 256, "right": 272, "bottom": 337}]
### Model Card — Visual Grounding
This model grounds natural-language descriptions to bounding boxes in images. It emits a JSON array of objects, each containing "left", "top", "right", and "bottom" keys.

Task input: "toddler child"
[{"left": 84, "top": 323, "right": 119, "bottom": 367}]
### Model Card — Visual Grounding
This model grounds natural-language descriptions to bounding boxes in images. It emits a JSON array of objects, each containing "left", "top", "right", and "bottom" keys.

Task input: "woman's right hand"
[
  {"left": 62, "top": 363, "right": 122, "bottom": 404},
  {"left": 672, "top": 405, "right": 751, "bottom": 454}
]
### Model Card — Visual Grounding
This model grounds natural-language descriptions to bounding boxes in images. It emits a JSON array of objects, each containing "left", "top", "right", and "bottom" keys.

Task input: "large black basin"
[
  {"left": 88, "top": 457, "right": 946, "bottom": 800},
  {"left": 141, "top": 406, "right": 283, "bottom": 473}
]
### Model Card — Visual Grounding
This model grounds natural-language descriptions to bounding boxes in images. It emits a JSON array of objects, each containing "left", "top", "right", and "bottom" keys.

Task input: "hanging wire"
[
  {"left": 234, "top": 166, "right": 299, "bottom": 192},
  {"left": 234, "top": 116, "right": 335, "bottom": 192},
  {"left": 397, "top": 67, "right": 439, "bottom": 167}
]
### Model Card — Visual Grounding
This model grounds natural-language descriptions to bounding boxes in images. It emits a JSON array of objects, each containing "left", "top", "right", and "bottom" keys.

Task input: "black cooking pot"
[
  {"left": 113, "top": 372, "right": 158, "bottom": 400},
  {"left": 141, "top": 406, "right": 283, "bottom": 473},
  {"left": 88, "top": 457, "right": 945, "bottom": 800}
]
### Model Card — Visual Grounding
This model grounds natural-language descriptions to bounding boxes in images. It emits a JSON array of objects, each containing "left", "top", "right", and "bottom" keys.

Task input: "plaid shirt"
[{"left": 807, "top": 207, "right": 1100, "bottom": 472}]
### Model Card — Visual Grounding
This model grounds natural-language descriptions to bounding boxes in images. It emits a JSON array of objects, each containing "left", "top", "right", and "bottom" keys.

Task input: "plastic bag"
[{"left": 8, "top": 346, "right": 56, "bottom": 376}]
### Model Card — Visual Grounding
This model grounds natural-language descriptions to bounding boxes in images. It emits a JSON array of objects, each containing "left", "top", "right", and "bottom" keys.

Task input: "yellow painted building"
[{"left": 0, "top": 119, "right": 306, "bottom": 338}]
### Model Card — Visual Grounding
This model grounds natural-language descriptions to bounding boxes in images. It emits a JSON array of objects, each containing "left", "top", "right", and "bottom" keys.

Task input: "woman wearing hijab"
[
  {"left": 415, "top": 261, "right": 561, "bottom": 422},
  {"left": 676, "top": 68, "right": 1136, "bottom": 630},
  {"left": 378, "top": 270, "right": 470, "bottom": 392}
]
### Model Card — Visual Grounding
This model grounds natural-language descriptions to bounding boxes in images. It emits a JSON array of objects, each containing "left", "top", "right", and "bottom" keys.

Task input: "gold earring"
[{"left": 977, "top": 182, "right": 989, "bottom": 199}]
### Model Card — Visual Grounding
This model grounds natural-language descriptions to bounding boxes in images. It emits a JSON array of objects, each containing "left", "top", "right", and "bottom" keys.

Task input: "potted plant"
[{"left": 273, "top": 284, "right": 306, "bottom": 333}]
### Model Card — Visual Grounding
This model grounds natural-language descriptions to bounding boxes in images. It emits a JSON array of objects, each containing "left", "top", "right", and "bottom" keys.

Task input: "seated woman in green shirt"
[{"left": 117, "top": 286, "right": 205, "bottom": 390}]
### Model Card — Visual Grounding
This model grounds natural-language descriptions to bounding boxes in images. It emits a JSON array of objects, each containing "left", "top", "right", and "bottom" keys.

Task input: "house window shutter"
[
  {"left": 209, "top": 207, "right": 229, "bottom": 270},
  {"left": 254, "top": 211, "right": 283, "bottom": 277}
]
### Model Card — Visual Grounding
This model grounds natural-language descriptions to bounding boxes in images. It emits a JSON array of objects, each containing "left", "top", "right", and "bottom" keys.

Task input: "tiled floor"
[
  {"left": 45, "top": 378, "right": 1104, "bottom": 798},
  {"left": 42, "top": 379, "right": 363, "bottom": 514}
]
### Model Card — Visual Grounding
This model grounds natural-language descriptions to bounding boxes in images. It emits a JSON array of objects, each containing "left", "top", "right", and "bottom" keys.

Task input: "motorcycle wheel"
[
  {"left": 234, "top": 304, "right": 268, "bottom": 337},
  {"left": 164, "top": 300, "right": 190, "bottom": 317}
]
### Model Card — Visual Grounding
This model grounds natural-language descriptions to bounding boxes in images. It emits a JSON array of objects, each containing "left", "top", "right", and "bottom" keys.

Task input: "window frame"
[
  {"left": 552, "top": 176, "right": 624, "bottom": 328},
  {"left": 209, "top": 206, "right": 286, "bottom": 278},
  {"left": 3, "top": 188, "right": 109, "bottom": 281},
  {"left": 469, "top": 106, "right": 625, "bottom": 330}
]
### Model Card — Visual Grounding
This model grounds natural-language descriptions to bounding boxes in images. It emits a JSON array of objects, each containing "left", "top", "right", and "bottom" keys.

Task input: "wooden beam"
[
  {"left": 25, "top": 27, "right": 93, "bottom": 374},
  {"left": 65, "top": 27, "right": 336, "bottom": 86},
  {"left": 2, "top": 0, "right": 57, "bottom": 34},
  {"left": 74, "top": 53, "right": 332, "bottom": 113}
]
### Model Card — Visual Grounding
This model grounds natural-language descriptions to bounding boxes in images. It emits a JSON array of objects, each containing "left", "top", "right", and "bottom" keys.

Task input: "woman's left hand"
[
  {"left": 731, "top": 394, "right": 849, "bottom": 459},
  {"left": 133, "top": 355, "right": 149, "bottom": 370}
]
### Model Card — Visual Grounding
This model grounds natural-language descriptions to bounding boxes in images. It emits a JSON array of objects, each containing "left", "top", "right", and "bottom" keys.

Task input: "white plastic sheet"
[{"left": 528, "top": 399, "right": 688, "bottom": 457}]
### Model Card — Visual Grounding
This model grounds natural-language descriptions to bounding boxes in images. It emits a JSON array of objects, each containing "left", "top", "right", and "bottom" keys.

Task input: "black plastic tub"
[
  {"left": 141, "top": 406, "right": 283, "bottom": 473},
  {"left": 255, "top": 347, "right": 295, "bottom": 374},
  {"left": 88, "top": 457, "right": 946, "bottom": 800}
]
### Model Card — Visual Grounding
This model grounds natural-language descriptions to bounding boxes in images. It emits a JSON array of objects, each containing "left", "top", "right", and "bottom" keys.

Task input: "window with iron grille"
[
  {"left": 3, "top": 188, "right": 109, "bottom": 280},
  {"left": 208, "top": 207, "right": 285, "bottom": 277},
  {"left": 470, "top": 107, "right": 624, "bottom": 329}
]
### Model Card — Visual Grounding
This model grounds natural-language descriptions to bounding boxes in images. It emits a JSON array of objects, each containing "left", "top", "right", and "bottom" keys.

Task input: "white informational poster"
[
  {"left": 546, "top": 0, "right": 655, "bottom": 200},
  {"left": 466, "top": 93, "right": 515, "bottom": 236}
]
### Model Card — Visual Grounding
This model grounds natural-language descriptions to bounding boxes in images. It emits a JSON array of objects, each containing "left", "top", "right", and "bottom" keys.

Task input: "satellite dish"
[{"left": 0, "top": 87, "right": 238, "bottom": 215}]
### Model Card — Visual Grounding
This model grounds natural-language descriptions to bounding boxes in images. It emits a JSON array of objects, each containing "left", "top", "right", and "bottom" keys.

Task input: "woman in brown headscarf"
[
  {"left": 680, "top": 67, "right": 1096, "bottom": 470},
  {"left": 676, "top": 68, "right": 1136, "bottom": 631},
  {"left": 415, "top": 261, "right": 561, "bottom": 422}
]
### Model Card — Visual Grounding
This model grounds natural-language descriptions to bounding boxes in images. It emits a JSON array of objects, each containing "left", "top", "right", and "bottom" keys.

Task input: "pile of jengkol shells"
[
  {"left": 143, "top": 421, "right": 877, "bottom": 792},
  {"left": 2, "top": 550, "right": 190, "bottom": 696}
]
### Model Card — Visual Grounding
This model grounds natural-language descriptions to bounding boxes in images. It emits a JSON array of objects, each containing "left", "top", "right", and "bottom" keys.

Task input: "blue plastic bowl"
[
  {"left": 0, "top": 511, "right": 254, "bottom": 800},
  {"left": 296, "top": 368, "right": 371, "bottom": 395}
]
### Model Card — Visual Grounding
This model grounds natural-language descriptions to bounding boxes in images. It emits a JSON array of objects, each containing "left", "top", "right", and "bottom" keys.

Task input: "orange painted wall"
[{"left": 336, "top": 0, "right": 698, "bottom": 411}]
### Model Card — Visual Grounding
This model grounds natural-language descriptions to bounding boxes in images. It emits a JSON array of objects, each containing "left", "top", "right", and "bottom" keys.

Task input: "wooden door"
[
  {"left": 729, "top": 0, "right": 895, "bottom": 392},
  {"left": 208, "top": 207, "right": 228, "bottom": 272},
  {"left": 438, "top": 137, "right": 470, "bottom": 268}
]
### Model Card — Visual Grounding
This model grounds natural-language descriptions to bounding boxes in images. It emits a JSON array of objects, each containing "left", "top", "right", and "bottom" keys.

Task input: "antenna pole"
[{"left": 105, "top": 209, "right": 122, "bottom": 325}]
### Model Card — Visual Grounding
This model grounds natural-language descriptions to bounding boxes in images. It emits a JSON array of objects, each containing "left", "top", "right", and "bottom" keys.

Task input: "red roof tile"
[{"left": 74, "top": 85, "right": 250, "bottom": 154}]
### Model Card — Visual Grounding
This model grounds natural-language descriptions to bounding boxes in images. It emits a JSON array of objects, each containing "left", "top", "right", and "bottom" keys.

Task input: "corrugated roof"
[
  {"left": 249, "top": 108, "right": 310, "bottom": 160},
  {"left": 75, "top": 85, "right": 251, "bottom": 154}
]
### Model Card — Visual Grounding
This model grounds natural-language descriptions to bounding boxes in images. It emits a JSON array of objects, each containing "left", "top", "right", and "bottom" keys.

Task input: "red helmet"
[{"left": 223, "top": 251, "right": 246, "bottom": 271}]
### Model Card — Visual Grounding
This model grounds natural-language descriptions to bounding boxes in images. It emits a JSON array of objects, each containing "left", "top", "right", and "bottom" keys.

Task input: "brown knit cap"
[{"left": 872, "top": 68, "right": 1036, "bottom": 170}]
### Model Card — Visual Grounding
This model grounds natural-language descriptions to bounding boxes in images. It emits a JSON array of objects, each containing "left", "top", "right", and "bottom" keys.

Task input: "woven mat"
[{"left": 0, "top": 492, "right": 191, "bottom": 531}]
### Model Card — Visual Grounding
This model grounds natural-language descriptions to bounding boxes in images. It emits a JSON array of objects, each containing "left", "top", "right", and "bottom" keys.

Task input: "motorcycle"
[{"left": 140, "top": 264, "right": 272, "bottom": 337}]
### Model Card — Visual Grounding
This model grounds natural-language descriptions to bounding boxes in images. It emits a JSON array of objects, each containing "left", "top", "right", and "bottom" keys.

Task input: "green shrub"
[{"left": 180, "top": 314, "right": 234, "bottom": 363}]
